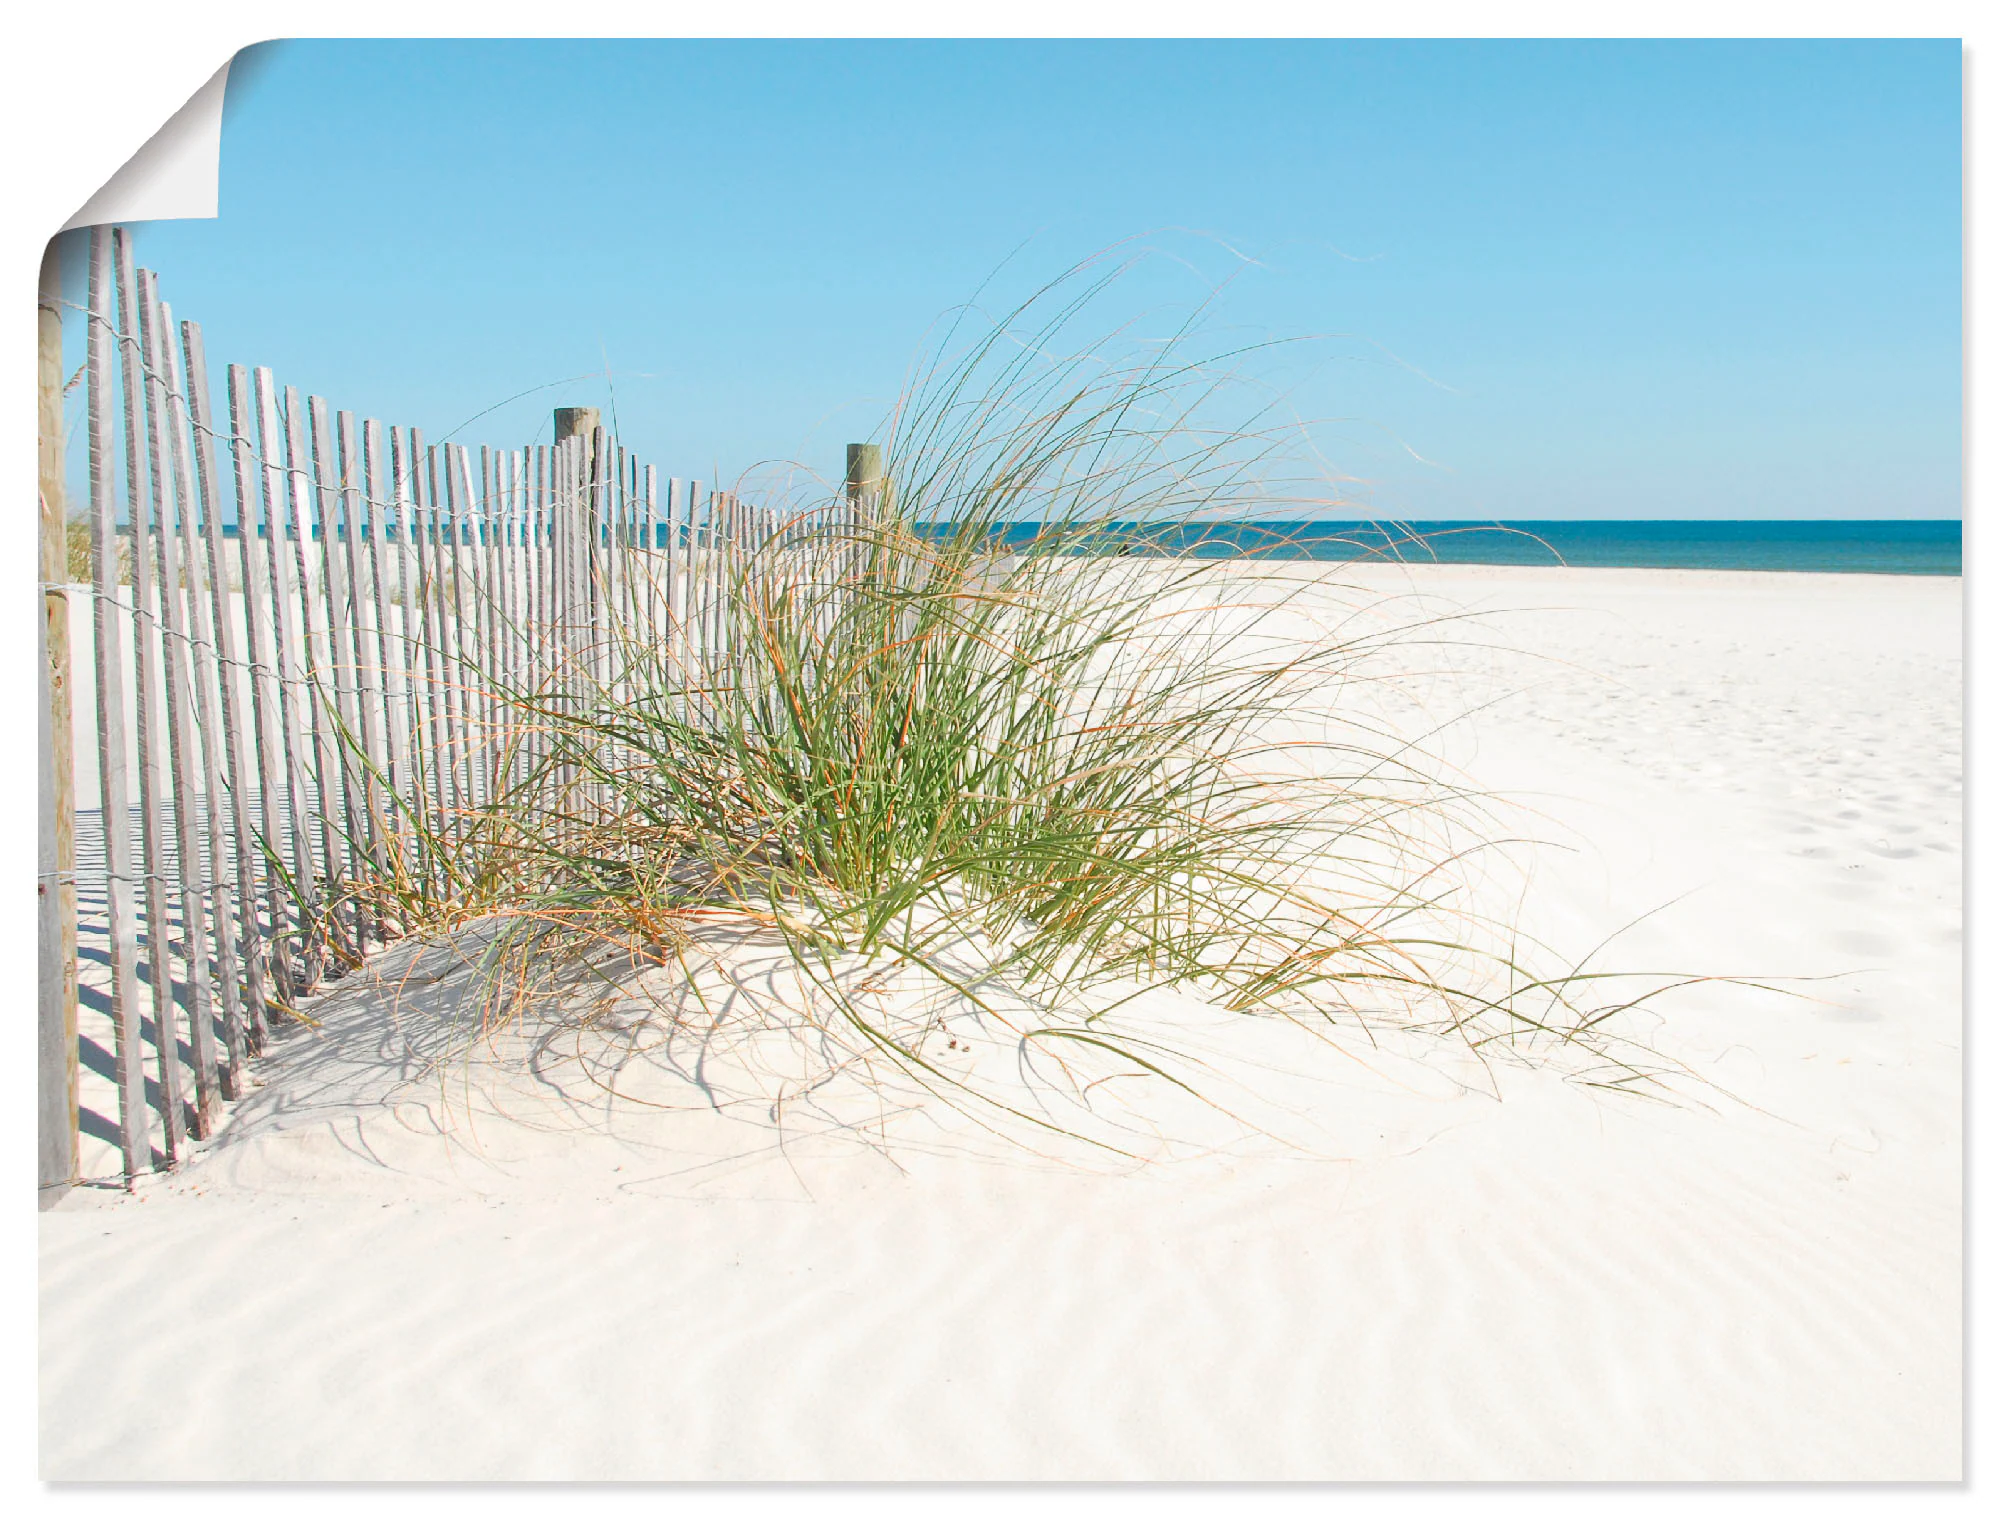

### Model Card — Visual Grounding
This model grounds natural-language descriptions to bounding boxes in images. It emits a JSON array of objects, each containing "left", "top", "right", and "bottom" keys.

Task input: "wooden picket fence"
[{"left": 41, "top": 223, "right": 874, "bottom": 1191}]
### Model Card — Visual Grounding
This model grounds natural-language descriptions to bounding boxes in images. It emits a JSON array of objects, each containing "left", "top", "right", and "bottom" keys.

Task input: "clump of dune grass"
[{"left": 310, "top": 254, "right": 1707, "bottom": 1148}]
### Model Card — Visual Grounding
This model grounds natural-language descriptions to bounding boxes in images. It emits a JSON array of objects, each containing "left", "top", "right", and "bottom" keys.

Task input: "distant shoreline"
[{"left": 915, "top": 518, "right": 1964, "bottom": 577}]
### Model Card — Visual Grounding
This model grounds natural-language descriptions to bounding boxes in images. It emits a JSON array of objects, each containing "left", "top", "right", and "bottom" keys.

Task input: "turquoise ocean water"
[{"left": 946, "top": 520, "right": 1961, "bottom": 575}]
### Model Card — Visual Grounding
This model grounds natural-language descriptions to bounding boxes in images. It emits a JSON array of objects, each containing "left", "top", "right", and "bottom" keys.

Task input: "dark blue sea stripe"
[{"left": 916, "top": 520, "right": 1962, "bottom": 576}]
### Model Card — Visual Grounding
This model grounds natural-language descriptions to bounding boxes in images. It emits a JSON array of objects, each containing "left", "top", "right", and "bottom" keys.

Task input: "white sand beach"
[{"left": 38, "top": 563, "right": 1962, "bottom": 1481}]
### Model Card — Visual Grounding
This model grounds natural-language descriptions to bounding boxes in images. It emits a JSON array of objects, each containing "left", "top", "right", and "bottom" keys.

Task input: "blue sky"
[{"left": 70, "top": 38, "right": 1961, "bottom": 519}]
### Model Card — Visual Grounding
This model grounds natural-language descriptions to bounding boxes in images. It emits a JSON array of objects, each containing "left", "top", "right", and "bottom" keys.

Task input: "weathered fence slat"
[
  {"left": 548, "top": 441, "right": 571, "bottom": 813},
  {"left": 114, "top": 237, "right": 185, "bottom": 1164},
  {"left": 345, "top": 417, "right": 384, "bottom": 874},
  {"left": 181, "top": 318, "right": 266, "bottom": 1066},
  {"left": 338, "top": 412, "right": 389, "bottom": 909},
  {"left": 492, "top": 451, "right": 514, "bottom": 794},
  {"left": 86, "top": 229, "right": 147, "bottom": 1181},
  {"left": 254, "top": 369, "right": 325, "bottom": 992},
  {"left": 497, "top": 451, "right": 513, "bottom": 795},
  {"left": 541, "top": 455, "right": 554, "bottom": 765},
  {"left": 39, "top": 237, "right": 78, "bottom": 1196},
  {"left": 164, "top": 304, "right": 250, "bottom": 1097},
  {"left": 665, "top": 477, "right": 686, "bottom": 712},
  {"left": 364, "top": 420, "right": 408, "bottom": 847},
  {"left": 475, "top": 446, "right": 500, "bottom": 805},
  {"left": 461, "top": 446, "right": 484, "bottom": 812},
  {"left": 472, "top": 447, "right": 492, "bottom": 811},
  {"left": 712, "top": 490, "right": 729, "bottom": 696},
  {"left": 328, "top": 403, "right": 386, "bottom": 919},
  {"left": 642, "top": 464, "right": 661, "bottom": 673},
  {"left": 609, "top": 441, "right": 630, "bottom": 695},
  {"left": 227, "top": 364, "right": 300, "bottom": 1006},
  {"left": 387, "top": 426, "right": 428, "bottom": 867},
  {"left": 310, "top": 401, "right": 358, "bottom": 900},
  {"left": 440, "top": 444, "right": 476, "bottom": 832},
  {"left": 520, "top": 448, "right": 536, "bottom": 782},
  {"left": 284, "top": 387, "right": 350, "bottom": 960},
  {"left": 408, "top": 431, "right": 452, "bottom": 860},
  {"left": 473, "top": 443, "right": 498, "bottom": 809},
  {"left": 139, "top": 278, "right": 222, "bottom": 1132},
  {"left": 419, "top": 437, "right": 462, "bottom": 849},
  {"left": 586, "top": 430, "right": 609, "bottom": 727}
]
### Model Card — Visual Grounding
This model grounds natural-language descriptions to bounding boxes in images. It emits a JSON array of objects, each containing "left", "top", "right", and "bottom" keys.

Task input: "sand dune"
[{"left": 39, "top": 565, "right": 1961, "bottom": 1480}]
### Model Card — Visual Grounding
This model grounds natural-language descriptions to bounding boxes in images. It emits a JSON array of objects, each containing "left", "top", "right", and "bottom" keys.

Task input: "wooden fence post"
[
  {"left": 845, "top": 444, "right": 882, "bottom": 508},
  {"left": 553, "top": 407, "right": 599, "bottom": 448},
  {"left": 844, "top": 442, "right": 883, "bottom": 637},
  {"left": 38, "top": 236, "right": 79, "bottom": 1200}
]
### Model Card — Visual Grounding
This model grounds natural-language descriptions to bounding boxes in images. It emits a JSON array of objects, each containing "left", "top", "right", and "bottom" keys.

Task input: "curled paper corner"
[{"left": 60, "top": 55, "right": 234, "bottom": 231}]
